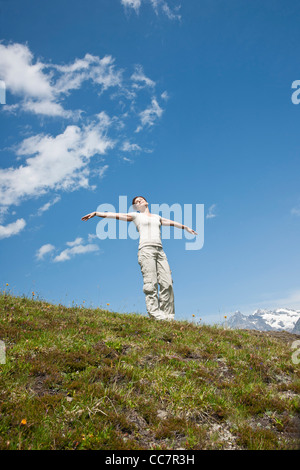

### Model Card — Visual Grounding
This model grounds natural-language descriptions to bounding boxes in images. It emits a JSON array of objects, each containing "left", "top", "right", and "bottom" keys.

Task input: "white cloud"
[
  {"left": 53, "top": 242, "right": 99, "bottom": 262},
  {"left": 53, "top": 53, "right": 123, "bottom": 95},
  {"left": 98, "top": 164, "right": 109, "bottom": 179},
  {"left": 0, "top": 44, "right": 124, "bottom": 117},
  {"left": 0, "top": 116, "right": 114, "bottom": 208},
  {"left": 21, "top": 99, "right": 77, "bottom": 118},
  {"left": 0, "top": 218, "right": 26, "bottom": 239},
  {"left": 135, "top": 97, "right": 163, "bottom": 132},
  {"left": 90, "top": 164, "right": 110, "bottom": 180},
  {"left": 35, "top": 195, "right": 61, "bottom": 217},
  {"left": 88, "top": 233, "right": 97, "bottom": 242},
  {"left": 291, "top": 207, "right": 300, "bottom": 216},
  {"left": 36, "top": 243, "right": 55, "bottom": 260},
  {"left": 0, "top": 42, "right": 168, "bottom": 231},
  {"left": 0, "top": 42, "right": 53, "bottom": 100},
  {"left": 121, "top": 141, "right": 142, "bottom": 152},
  {"left": 66, "top": 237, "right": 84, "bottom": 247},
  {"left": 36, "top": 236, "right": 100, "bottom": 262},
  {"left": 121, "top": 0, "right": 181, "bottom": 20},
  {"left": 0, "top": 206, "right": 9, "bottom": 224},
  {"left": 206, "top": 204, "right": 217, "bottom": 219},
  {"left": 160, "top": 1, "right": 181, "bottom": 20},
  {"left": 0, "top": 41, "right": 167, "bottom": 129},
  {"left": 131, "top": 65, "right": 155, "bottom": 89},
  {"left": 0, "top": 42, "right": 69, "bottom": 118},
  {"left": 121, "top": 0, "right": 141, "bottom": 12}
]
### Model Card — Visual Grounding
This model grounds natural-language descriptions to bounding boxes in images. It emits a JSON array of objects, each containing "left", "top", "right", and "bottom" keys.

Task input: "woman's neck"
[{"left": 140, "top": 207, "right": 151, "bottom": 215}]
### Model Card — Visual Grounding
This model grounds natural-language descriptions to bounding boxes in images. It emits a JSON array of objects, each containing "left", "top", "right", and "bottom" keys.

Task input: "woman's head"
[{"left": 132, "top": 196, "right": 148, "bottom": 210}]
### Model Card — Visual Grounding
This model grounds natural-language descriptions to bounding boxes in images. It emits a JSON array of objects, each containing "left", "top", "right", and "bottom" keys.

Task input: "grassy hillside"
[{"left": 0, "top": 291, "right": 299, "bottom": 450}]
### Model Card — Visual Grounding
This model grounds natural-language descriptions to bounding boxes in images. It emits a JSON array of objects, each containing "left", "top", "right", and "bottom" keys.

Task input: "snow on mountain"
[
  {"left": 253, "top": 308, "right": 300, "bottom": 331},
  {"left": 293, "top": 317, "right": 300, "bottom": 334},
  {"left": 226, "top": 308, "right": 300, "bottom": 333}
]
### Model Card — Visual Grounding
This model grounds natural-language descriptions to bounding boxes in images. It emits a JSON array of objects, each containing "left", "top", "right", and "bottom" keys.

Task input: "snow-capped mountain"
[{"left": 226, "top": 308, "right": 300, "bottom": 333}]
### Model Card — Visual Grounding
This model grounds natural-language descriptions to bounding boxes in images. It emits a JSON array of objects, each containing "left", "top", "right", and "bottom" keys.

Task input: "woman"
[{"left": 81, "top": 196, "right": 197, "bottom": 321}]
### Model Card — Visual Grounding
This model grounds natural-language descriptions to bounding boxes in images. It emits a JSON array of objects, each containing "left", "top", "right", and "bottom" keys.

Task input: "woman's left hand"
[{"left": 185, "top": 226, "right": 198, "bottom": 235}]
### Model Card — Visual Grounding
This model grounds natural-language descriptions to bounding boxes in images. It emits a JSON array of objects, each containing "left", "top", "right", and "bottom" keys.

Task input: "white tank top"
[{"left": 129, "top": 212, "right": 162, "bottom": 250}]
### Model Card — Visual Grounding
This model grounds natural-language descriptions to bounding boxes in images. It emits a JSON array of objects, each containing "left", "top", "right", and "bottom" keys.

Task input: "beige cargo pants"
[{"left": 138, "top": 245, "right": 175, "bottom": 320}]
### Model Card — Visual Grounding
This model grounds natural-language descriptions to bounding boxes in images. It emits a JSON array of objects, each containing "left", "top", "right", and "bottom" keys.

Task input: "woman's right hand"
[{"left": 81, "top": 212, "right": 96, "bottom": 221}]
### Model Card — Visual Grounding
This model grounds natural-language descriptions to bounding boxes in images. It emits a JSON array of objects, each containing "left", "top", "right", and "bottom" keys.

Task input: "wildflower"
[
  {"left": 6, "top": 283, "right": 8, "bottom": 286},
  {"left": 224, "top": 315, "right": 227, "bottom": 319},
  {"left": 20, "top": 419, "right": 27, "bottom": 425},
  {"left": 192, "top": 314, "right": 195, "bottom": 317},
  {"left": 106, "top": 303, "right": 110, "bottom": 306}
]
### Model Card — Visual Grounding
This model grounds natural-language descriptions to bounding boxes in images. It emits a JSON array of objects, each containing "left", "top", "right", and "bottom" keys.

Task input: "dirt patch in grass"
[
  {"left": 27, "top": 372, "right": 64, "bottom": 397},
  {"left": 246, "top": 329, "right": 300, "bottom": 345}
]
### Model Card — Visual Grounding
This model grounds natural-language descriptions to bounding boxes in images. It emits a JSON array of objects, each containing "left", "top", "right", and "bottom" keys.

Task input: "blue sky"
[{"left": 0, "top": 0, "right": 300, "bottom": 323}]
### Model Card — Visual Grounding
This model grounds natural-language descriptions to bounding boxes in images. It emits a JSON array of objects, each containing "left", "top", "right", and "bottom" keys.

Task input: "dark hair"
[{"left": 132, "top": 196, "right": 148, "bottom": 206}]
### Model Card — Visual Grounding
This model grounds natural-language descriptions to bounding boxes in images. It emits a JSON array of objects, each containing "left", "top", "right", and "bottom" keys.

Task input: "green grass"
[{"left": 0, "top": 290, "right": 299, "bottom": 450}]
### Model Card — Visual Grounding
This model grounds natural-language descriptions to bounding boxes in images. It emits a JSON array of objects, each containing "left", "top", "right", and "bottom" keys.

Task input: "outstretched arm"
[
  {"left": 161, "top": 217, "right": 198, "bottom": 235},
  {"left": 81, "top": 211, "right": 134, "bottom": 222}
]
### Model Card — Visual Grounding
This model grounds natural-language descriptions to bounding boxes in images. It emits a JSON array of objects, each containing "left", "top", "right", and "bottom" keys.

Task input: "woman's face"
[{"left": 134, "top": 197, "right": 148, "bottom": 210}]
